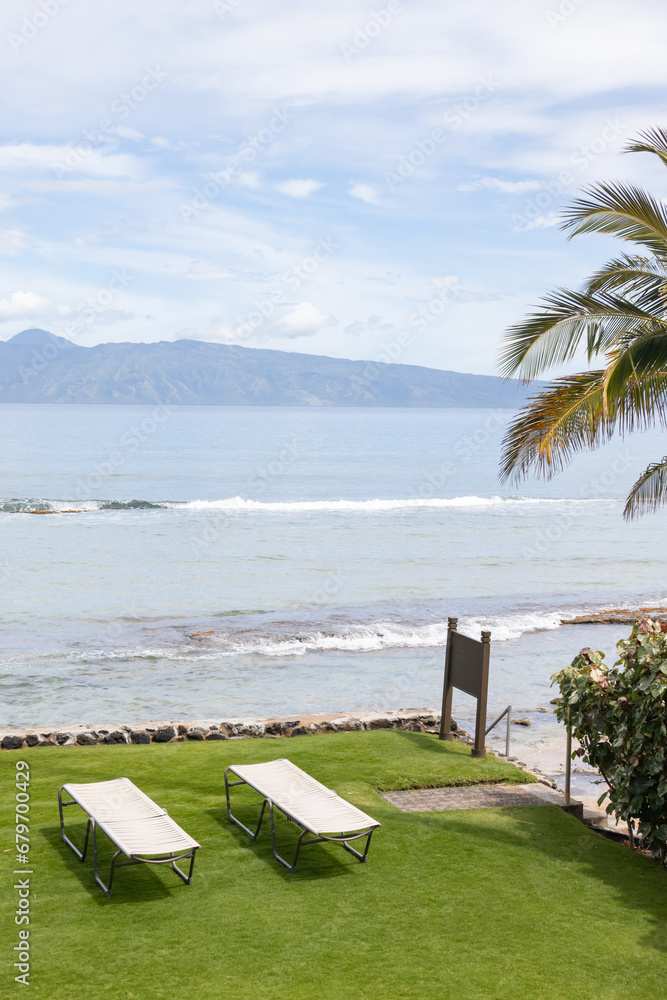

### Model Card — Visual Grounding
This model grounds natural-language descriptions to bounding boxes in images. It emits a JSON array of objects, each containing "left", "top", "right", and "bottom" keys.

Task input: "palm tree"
[{"left": 499, "top": 127, "right": 667, "bottom": 519}]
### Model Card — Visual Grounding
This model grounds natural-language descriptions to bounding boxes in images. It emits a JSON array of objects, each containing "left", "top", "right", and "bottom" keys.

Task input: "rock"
[
  {"left": 537, "top": 708, "right": 548, "bottom": 713},
  {"left": 369, "top": 718, "right": 392, "bottom": 729},
  {"left": 512, "top": 719, "right": 531, "bottom": 727},
  {"left": 450, "top": 720, "right": 458, "bottom": 731},
  {"left": 265, "top": 722, "right": 284, "bottom": 735},
  {"left": 340, "top": 718, "right": 363, "bottom": 731},
  {"left": 153, "top": 727, "right": 176, "bottom": 743},
  {"left": 2, "top": 736, "right": 24, "bottom": 750},
  {"left": 187, "top": 731, "right": 204, "bottom": 740},
  {"left": 405, "top": 724, "right": 423, "bottom": 732},
  {"left": 130, "top": 731, "right": 151, "bottom": 745},
  {"left": 177, "top": 724, "right": 188, "bottom": 736},
  {"left": 101, "top": 731, "right": 127, "bottom": 745},
  {"left": 24, "top": 734, "right": 39, "bottom": 747},
  {"left": 289, "top": 726, "right": 309, "bottom": 737},
  {"left": 56, "top": 733, "right": 72, "bottom": 745},
  {"left": 206, "top": 732, "right": 228, "bottom": 740},
  {"left": 37, "top": 741, "right": 56, "bottom": 747},
  {"left": 76, "top": 733, "right": 98, "bottom": 746}
]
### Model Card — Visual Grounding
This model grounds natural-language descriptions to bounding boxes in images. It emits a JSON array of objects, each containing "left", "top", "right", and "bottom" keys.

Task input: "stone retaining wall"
[{"left": 1, "top": 709, "right": 456, "bottom": 751}]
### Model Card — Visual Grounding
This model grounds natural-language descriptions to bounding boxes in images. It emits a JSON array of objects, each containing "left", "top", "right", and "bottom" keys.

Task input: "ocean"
[{"left": 2, "top": 402, "right": 666, "bottom": 788}]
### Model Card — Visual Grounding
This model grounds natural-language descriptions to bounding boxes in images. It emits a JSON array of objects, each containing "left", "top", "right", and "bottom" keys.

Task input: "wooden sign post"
[{"left": 438, "top": 617, "right": 491, "bottom": 759}]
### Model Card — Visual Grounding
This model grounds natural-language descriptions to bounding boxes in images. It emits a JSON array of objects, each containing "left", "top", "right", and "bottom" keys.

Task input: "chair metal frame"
[
  {"left": 58, "top": 786, "right": 199, "bottom": 897},
  {"left": 224, "top": 767, "right": 376, "bottom": 872}
]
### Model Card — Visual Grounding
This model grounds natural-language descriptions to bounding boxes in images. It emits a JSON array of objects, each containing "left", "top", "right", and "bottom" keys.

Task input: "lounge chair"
[
  {"left": 224, "top": 758, "right": 381, "bottom": 871},
  {"left": 58, "top": 777, "right": 201, "bottom": 896}
]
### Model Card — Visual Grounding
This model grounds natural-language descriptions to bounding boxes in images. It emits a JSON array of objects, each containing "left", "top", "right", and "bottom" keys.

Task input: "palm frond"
[
  {"left": 584, "top": 255, "right": 667, "bottom": 314},
  {"left": 624, "top": 127, "right": 667, "bottom": 168},
  {"left": 603, "top": 331, "right": 667, "bottom": 418},
  {"left": 624, "top": 457, "right": 667, "bottom": 518},
  {"left": 560, "top": 181, "right": 667, "bottom": 257},
  {"left": 498, "top": 288, "right": 663, "bottom": 380},
  {"left": 500, "top": 371, "right": 611, "bottom": 482}
]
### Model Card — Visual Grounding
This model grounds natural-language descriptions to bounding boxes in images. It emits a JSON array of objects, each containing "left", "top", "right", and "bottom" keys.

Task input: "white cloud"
[
  {"left": 276, "top": 178, "right": 324, "bottom": 199},
  {"left": 279, "top": 301, "right": 333, "bottom": 337},
  {"left": 457, "top": 176, "right": 543, "bottom": 194},
  {"left": 0, "top": 143, "right": 145, "bottom": 181},
  {"left": 0, "top": 290, "right": 53, "bottom": 320},
  {"left": 0, "top": 228, "right": 32, "bottom": 256},
  {"left": 349, "top": 182, "right": 380, "bottom": 204},
  {"left": 512, "top": 212, "right": 559, "bottom": 232},
  {"left": 116, "top": 126, "right": 144, "bottom": 140},
  {"left": 237, "top": 171, "right": 261, "bottom": 189}
]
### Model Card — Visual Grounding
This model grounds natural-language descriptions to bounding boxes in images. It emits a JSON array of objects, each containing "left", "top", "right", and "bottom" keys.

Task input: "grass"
[{"left": 2, "top": 730, "right": 667, "bottom": 999}]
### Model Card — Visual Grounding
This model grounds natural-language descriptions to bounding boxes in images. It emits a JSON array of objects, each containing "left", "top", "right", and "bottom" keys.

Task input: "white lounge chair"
[
  {"left": 224, "top": 758, "right": 381, "bottom": 871},
  {"left": 58, "top": 777, "right": 201, "bottom": 896}
]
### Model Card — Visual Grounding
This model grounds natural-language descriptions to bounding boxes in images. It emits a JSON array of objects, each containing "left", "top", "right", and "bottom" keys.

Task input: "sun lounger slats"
[
  {"left": 225, "top": 758, "right": 380, "bottom": 870},
  {"left": 58, "top": 777, "right": 200, "bottom": 896}
]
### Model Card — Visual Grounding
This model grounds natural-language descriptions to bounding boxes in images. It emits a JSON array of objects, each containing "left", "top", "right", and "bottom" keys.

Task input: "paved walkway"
[{"left": 383, "top": 783, "right": 553, "bottom": 812}]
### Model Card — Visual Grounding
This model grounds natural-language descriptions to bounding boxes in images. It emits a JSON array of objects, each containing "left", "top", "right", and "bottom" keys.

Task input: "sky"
[{"left": 0, "top": 0, "right": 666, "bottom": 374}]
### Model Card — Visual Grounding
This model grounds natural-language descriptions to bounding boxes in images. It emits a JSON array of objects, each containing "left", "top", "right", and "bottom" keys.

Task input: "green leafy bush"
[{"left": 552, "top": 618, "right": 667, "bottom": 861}]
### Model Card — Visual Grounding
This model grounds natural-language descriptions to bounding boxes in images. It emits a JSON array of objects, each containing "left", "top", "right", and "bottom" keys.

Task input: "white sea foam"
[
  {"left": 55, "top": 612, "right": 566, "bottom": 664},
  {"left": 177, "top": 495, "right": 617, "bottom": 513},
  {"left": 0, "top": 495, "right": 620, "bottom": 515}
]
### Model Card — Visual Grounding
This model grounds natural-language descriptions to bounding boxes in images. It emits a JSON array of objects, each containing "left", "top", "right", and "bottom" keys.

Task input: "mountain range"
[{"left": 0, "top": 329, "right": 534, "bottom": 407}]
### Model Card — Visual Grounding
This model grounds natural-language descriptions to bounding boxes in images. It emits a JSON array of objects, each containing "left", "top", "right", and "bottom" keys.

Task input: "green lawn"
[{"left": 2, "top": 730, "right": 666, "bottom": 999}]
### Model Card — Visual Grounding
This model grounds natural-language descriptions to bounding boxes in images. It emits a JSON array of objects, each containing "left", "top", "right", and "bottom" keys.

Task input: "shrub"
[{"left": 552, "top": 618, "right": 667, "bottom": 862}]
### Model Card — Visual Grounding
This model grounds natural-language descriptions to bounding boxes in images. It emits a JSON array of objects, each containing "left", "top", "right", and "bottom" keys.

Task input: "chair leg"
[
  {"left": 225, "top": 770, "right": 267, "bottom": 840},
  {"left": 269, "top": 801, "right": 308, "bottom": 872},
  {"left": 91, "top": 821, "right": 121, "bottom": 897},
  {"left": 58, "top": 788, "right": 91, "bottom": 862},
  {"left": 171, "top": 850, "right": 197, "bottom": 884},
  {"left": 342, "top": 829, "right": 374, "bottom": 862}
]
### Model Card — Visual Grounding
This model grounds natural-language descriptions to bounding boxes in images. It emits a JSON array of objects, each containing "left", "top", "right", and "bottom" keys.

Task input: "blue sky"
[{"left": 0, "top": 0, "right": 666, "bottom": 373}]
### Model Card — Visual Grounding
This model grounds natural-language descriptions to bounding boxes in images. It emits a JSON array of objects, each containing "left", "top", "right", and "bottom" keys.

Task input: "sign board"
[{"left": 438, "top": 617, "right": 490, "bottom": 758}]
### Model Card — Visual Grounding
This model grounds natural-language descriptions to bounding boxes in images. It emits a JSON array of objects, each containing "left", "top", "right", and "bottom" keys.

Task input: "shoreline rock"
[
  {"left": 560, "top": 607, "right": 667, "bottom": 625},
  {"left": 0, "top": 708, "right": 456, "bottom": 751}
]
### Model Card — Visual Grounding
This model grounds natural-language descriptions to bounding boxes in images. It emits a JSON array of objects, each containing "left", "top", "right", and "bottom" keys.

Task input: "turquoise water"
[{"left": 1, "top": 404, "right": 665, "bottom": 750}]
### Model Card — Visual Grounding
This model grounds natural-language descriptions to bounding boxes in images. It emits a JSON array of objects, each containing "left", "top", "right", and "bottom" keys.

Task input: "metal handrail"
[{"left": 485, "top": 704, "right": 512, "bottom": 758}]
